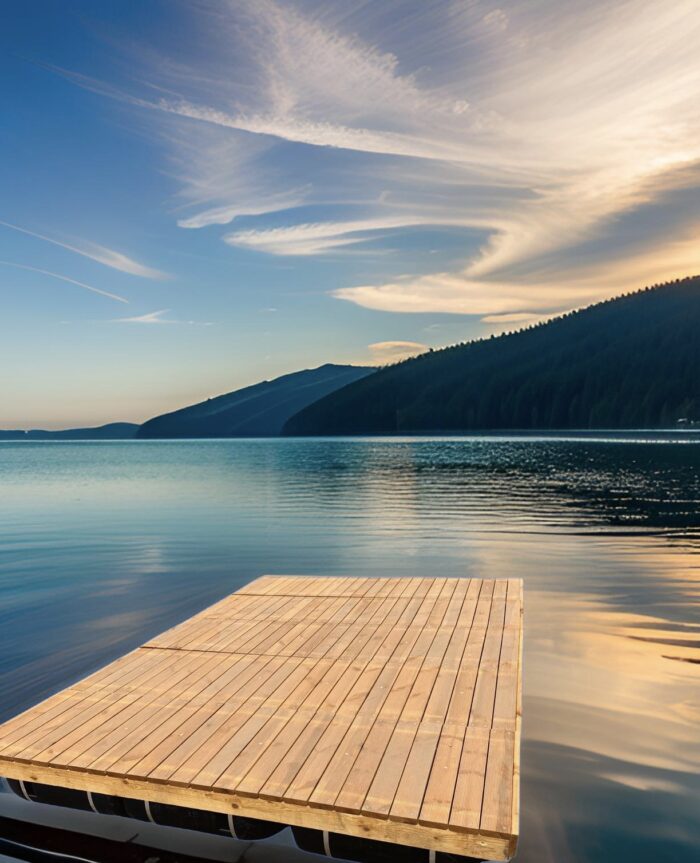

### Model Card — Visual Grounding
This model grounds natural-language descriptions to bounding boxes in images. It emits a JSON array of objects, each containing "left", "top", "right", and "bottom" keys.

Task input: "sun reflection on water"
[{"left": 0, "top": 438, "right": 698, "bottom": 861}]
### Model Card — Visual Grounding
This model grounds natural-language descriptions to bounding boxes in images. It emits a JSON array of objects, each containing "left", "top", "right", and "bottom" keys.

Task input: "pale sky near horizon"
[{"left": 2, "top": 0, "right": 700, "bottom": 428}]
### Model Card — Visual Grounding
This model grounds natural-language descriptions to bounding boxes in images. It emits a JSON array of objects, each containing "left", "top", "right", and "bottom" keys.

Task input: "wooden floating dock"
[{"left": 0, "top": 576, "right": 523, "bottom": 860}]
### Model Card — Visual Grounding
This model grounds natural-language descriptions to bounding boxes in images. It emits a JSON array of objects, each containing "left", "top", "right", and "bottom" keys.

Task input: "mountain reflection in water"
[{"left": 0, "top": 437, "right": 698, "bottom": 862}]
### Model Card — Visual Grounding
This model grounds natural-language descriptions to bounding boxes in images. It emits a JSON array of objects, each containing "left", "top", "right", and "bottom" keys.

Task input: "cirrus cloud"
[
  {"left": 0, "top": 221, "right": 168, "bottom": 279},
  {"left": 111, "top": 309, "right": 212, "bottom": 326},
  {"left": 0, "top": 260, "right": 128, "bottom": 304},
  {"left": 60, "top": 0, "right": 700, "bottom": 317}
]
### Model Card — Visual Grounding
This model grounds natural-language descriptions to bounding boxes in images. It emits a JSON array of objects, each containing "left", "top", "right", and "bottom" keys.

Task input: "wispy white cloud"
[
  {"left": 334, "top": 222, "right": 700, "bottom": 316},
  {"left": 177, "top": 195, "right": 303, "bottom": 230},
  {"left": 111, "top": 308, "right": 212, "bottom": 325},
  {"left": 0, "top": 221, "right": 168, "bottom": 279},
  {"left": 166, "top": 130, "right": 309, "bottom": 229},
  {"left": 334, "top": 271, "right": 583, "bottom": 316},
  {"left": 148, "top": 97, "right": 479, "bottom": 164},
  {"left": 368, "top": 340, "right": 428, "bottom": 364},
  {"left": 225, "top": 216, "right": 457, "bottom": 255},
  {"left": 62, "top": 0, "right": 700, "bottom": 316},
  {"left": 0, "top": 260, "right": 128, "bottom": 303}
]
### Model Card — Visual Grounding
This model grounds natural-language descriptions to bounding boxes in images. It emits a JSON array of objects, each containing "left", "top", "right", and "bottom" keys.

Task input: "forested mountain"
[
  {"left": 137, "top": 364, "right": 375, "bottom": 438},
  {"left": 284, "top": 277, "right": 700, "bottom": 435},
  {"left": 0, "top": 423, "right": 138, "bottom": 440}
]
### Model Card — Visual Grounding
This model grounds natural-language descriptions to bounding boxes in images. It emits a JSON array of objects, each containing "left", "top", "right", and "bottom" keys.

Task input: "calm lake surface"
[{"left": 1, "top": 437, "right": 699, "bottom": 862}]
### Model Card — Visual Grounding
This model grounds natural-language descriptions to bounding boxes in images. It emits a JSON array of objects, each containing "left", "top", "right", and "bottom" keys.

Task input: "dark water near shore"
[{"left": 1, "top": 437, "right": 699, "bottom": 862}]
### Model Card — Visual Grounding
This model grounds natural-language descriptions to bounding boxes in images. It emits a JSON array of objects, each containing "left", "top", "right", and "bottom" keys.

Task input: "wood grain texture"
[{"left": 0, "top": 575, "right": 522, "bottom": 860}]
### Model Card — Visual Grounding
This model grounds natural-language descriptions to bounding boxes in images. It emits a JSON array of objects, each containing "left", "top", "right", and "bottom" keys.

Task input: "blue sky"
[{"left": 2, "top": 1, "right": 700, "bottom": 427}]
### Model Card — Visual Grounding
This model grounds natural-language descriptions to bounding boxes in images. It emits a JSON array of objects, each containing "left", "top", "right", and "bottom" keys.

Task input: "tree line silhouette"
[{"left": 284, "top": 276, "right": 700, "bottom": 434}]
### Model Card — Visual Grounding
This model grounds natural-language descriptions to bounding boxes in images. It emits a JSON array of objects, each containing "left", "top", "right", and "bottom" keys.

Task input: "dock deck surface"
[{"left": 0, "top": 576, "right": 523, "bottom": 860}]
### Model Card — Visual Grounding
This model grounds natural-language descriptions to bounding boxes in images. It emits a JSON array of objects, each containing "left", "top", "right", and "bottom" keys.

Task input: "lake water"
[{"left": 0, "top": 437, "right": 699, "bottom": 862}]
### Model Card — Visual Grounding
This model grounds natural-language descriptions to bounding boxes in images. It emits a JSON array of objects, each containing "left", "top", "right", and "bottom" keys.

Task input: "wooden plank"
[
  {"left": 251, "top": 591, "right": 411, "bottom": 803},
  {"left": 284, "top": 588, "right": 438, "bottom": 807},
  {"left": 357, "top": 580, "right": 468, "bottom": 818},
  {"left": 390, "top": 580, "right": 483, "bottom": 823},
  {"left": 206, "top": 595, "right": 375, "bottom": 791},
  {"left": 73, "top": 653, "right": 234, "bottom": 772},
  {"left": 42, "top": 652, "right": 223, "bottom": 767},
  {"left": 469, "top": 580, "right": 508, "bottom": 728},
  {"left": 449, "top": 726, "right": 490, "bottom": 832},
  {"left": 444, "top": 579, "right": 495, "bottom": 726},
  {"left": 2, "top": 649, "right": 190, "bottom": 760},
  {"left": 418, "top": 723, "right": 464, "bottom": 828},
  {"left": 311, "top": 580, "right": 457, "bottom": 813},
  {"left": 203, "top": 660, "right": 339, "bottom": 791},
  {"left": 150, "top": 594, "right": 318, "bottom": 653},
  {"left": 0, "top": 651, "right": 145, "bottom": 750},
  {"left": 511, "top": 579, "right": 523, "bottom": 849},
  {"left": 153, "top": 656, "right": 306, "bottom": 785},
  {"left": 104, "top": 653, "right": 265, "bottom": 776},
  {"left": 235, "top": 588, "right": 415, "bottom": 799},
  {"left": 493, "top": 580, "right": 521, "bottom": 730},
  {"left": 141, "top": 654, "right": 291, "bottom": 782},
  {"left": 480, "top": 730, "right": 515, "bottom": 837},
  {"left": 0, "top": 575, "right": 522, "bottom": 861}
]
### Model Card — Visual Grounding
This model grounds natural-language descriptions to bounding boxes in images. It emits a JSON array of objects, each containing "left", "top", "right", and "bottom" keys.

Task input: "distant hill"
[
  {"left": 0, "top": 422, "right": 138, "bottom": 440},
  {"left": 137, "top": 364, "right": 375, "bottom": 438},
  {"left": 284, "top": 277, "right": 700, "bottom": 435}
]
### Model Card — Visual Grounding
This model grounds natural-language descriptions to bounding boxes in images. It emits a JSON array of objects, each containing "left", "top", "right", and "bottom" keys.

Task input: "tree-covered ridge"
[
  {"left": 284, "top": 277, "right": 700, "bottom": 435},
  {"left": 137, "top": 364, "right": 375, "bottom": 438}
]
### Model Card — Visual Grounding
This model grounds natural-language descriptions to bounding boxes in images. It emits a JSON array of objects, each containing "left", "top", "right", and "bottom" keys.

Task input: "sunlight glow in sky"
[{"left": 2, "top": 0, "right": 700, "bottom": 427}]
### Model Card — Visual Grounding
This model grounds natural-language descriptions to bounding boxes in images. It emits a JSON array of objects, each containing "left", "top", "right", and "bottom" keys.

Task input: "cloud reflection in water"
[{"left": 0, "top": 437, "right": 698, "bottom": 862}]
